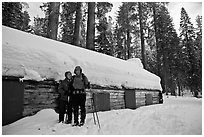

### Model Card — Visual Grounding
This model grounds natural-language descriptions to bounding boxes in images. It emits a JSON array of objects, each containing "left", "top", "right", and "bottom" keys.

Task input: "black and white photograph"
[{"left": 2, "top": 1, "right": 202, "bottom": 135}]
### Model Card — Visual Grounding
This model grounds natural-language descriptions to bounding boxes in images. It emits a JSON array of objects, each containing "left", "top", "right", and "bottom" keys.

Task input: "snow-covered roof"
[{"left": 2, "top": 26, "right": 162, "bottom": 90}]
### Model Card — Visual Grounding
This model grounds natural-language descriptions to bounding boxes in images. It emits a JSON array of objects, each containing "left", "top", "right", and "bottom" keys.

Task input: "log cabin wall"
[
  {"left": 23, "top": 80, "right": 59, "bottom": 116},
  {"left": 85, "top": 89, "right": 125, "bottom": 113},
  {"left": 135, "top": 90, "right": 160, "bottom": 108},
  {"left": 22, "top": 80, "right": 160, "bottom": 117}
]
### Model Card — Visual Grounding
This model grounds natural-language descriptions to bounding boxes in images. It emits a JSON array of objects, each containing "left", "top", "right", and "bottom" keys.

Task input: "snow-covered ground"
[{"left": 2, "top": 95, "right": 202, "bottom": 135}]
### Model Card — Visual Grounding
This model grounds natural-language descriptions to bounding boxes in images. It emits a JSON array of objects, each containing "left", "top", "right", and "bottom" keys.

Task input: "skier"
[
  {"left": 58, "top": 71, "right": 73, "bottom": 124},
  {"left": 71, "top": 66, "right": 90, "bottom": 126}
]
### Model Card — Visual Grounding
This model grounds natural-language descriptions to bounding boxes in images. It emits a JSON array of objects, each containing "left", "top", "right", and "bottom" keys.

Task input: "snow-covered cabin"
[{"left": 2, "top": 26, "right": 162, "bottom": 125}]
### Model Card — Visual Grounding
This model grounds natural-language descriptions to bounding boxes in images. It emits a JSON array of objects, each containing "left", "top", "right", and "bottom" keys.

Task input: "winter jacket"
[
  {"left": 58, "top": 78, "right": 72, "bottom": 101},
  {"left": 72, "top": 73, "right": 89, "bottom": 90}
]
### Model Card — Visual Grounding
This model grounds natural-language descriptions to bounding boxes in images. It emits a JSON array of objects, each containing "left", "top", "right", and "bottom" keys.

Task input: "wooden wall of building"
[
  {"left": 23, "top": 80, "right": 58, "bottom": 116},
  {"left": 135, "top": 90, "right": 160, "bottom": 108},
  {"left": 3, "top": 79, "right": 161, "bottom": 119},
  {"left": 85, "top": 89, "right": 125, "bottom": 113}
]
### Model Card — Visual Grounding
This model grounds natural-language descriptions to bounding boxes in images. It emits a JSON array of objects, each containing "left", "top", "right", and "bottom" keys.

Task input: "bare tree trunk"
[
  {"left": 127, "top": 29, "right": 131, "bottom": 59},
  {"left": 73, "top": 2, "right": 82, "bottom": 46},
  {"left": 139, "top": 2, "right": 147, "bottom": 69},
  {"left": 177, "top": 75, "right": 182, "bottom": 96},
  {"left": 152, "top": 3, "right": 161, "bottom": 77},
  {"left": 124, "top": 39, "right": 127, "bottom": 60},
  {"left": 47, "top": 2, "right": 60, "bottom": 40},
  {"left": 163, "top": 50, "right": 169, "bottom": 94},
  {"left": 86, "top": 2, "right": 95, "bottom": 50}
]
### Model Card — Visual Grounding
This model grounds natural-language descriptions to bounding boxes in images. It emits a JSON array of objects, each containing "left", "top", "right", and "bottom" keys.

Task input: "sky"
[
  {"left": 167, "top": 2, "right": 202, "bottom": 32},
  {"left": 26, "top": 2, "right": 202, "bottom": 33}
]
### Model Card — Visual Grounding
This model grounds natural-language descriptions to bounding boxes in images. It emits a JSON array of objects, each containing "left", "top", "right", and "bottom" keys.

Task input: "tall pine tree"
[
  {"left": 154, "top": 4, "right": 180, "bottom": 95},
  {"left": 60, "top": 2, "right": 77, "bottom": 44},
  {"left": 95, "top": 2, "right": 113, "bottom": 55},
  {"left": 32, "top": 16, "right": 47, "bottom": 37},
  {"left": 194, "top": 15, "right": 202, "bottom": 94},
  {"left": 73, "top": 2, "right": 82, "bottom": 46},
  {"left": 86, "top": 2, "right": 96, "bottom": 50},
  {"left": 47, "top": 2, "right": 60, "bottom": 40},
  {"left": 138, "top": 2, "right": 147, "bottom": 69},
  {"left": 116, "top": 2, "right": 138, "bottom": 60},
  {"left": 179, "top": 7, "right": 199, "bottom": 96},
  {"left": 2, "top": 2, "right": 30, "bottom": 31}
]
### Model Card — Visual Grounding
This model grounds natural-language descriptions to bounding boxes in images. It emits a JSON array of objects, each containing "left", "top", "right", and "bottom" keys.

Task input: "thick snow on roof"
[
  {"left": 127, "top": 58, "right": 144, "bottom": 69},
  {"left": 2, "top": 26, "right": 162, "bottom": 90}
]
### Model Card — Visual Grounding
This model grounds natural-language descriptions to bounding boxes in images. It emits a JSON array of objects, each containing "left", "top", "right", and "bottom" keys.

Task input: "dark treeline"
[{"left": 2, "top": 2, "right": 202, "bottom": 97}]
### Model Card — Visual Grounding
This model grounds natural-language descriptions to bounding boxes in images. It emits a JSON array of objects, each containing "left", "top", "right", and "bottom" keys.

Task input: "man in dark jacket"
[
  {"left": 71, "top": 66, "right": 89, "bottom": 126},
  {"left": 58, "top": 71, "right": 73, "bottom": 124}
]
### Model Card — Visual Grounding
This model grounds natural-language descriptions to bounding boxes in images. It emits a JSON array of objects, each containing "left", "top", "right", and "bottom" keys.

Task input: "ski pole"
[
  {"left": 95, "top": 109, "right": 100, "bottom": 129},
  {"left": 91, "top": 94, "right": 96, "bottom": 125},
  {"left": 92, "top": 93, "right": 101, "bottom": 129},
  {"left": 64, "top": 95, "right": 70, "bottom": 124}
]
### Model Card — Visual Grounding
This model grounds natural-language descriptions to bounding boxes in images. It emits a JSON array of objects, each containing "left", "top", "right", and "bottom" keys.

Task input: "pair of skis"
[{"left": 91, "top": 93, "right": 101, "bottom": 129}]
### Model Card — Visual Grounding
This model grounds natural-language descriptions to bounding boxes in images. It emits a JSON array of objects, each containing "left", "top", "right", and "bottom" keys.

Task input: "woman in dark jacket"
[{"left": 58, "top": 71, "right": 73, "bottom": 124}]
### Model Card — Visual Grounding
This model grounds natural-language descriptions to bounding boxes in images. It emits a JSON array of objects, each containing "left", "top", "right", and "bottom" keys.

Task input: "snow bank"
[
  {"left": 2, "top": 96, "right": 202, "bottom": 135},
  {"left": 2, "top": 26, "right": 162, "bottom": 90}
]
